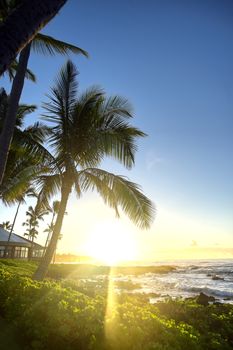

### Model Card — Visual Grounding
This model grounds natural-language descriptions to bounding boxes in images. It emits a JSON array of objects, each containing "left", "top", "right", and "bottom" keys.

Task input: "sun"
[{"left": 85, "top": 220, "right": 137, "bottom": 265}]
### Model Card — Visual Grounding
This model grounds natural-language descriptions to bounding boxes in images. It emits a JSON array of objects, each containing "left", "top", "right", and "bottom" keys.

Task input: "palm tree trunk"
[
  {"left": 53, "top": 242, "right": 58, "bottom": 264},
  {"left": 43, "top": 232, "right": 51, "bottom": 256},
  {"left": 33, "top": 181, "right": 71, "bottom": 280},
  {"left": 4, "top": 200, "right": 21, "bottom": 258},
  {"left": 0, "top": 0, "right": 67, "bottom": 75},
  {"left": 0, "top": 44, "right": 31, "bottom": 184},
  {"left": 43, "top": 212, "right": 55, "bottom": 256},
  {"left": 29, "top": 235, "right": 35, "bottom": 261}
]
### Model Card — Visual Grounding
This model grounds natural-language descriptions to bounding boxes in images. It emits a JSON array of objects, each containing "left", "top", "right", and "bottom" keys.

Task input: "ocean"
[{"left": 114, "top": 259, "right": 233, "bottom": 303}]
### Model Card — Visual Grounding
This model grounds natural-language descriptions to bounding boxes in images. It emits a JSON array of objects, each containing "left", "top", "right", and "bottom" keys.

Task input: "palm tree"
[
  {"left": 0, "top": 221, "right": 12, "bottom": 231},
  {"left": 53, "top": 233, "right": 63, "bottom": 264},
  {"left": 0, "top": 0, "right": 88, "bottom": 184},
  {"left": 4, "top": 188, "right": 39, "bottom": 251},
  {"left": 0, "top": 0, "right": 68, "bottom": 75},
  {"left": 43, "top": 223, "right": 55, "bottom": 253},
  {"left": 50, "top": 200, "right": 60, "bottom": 226},
  {"left": 0, "top": 88, "right": 51, "bottom": 205},
  {"left": 43, "top": 200, "right": 60, "bottom": 254},
  {"left": 0, "top": 89, "right": 52, "bottom": 256},
  {"left": 33, "top": 60, "right": 155, "bottom": 280},
  {"left": 23, "top": 204, "right": 49, "bottom": 259},
  {"left": 24, "top": 226, "right": 38, "bottom": 242},
  {"left": 3, "top": 59, "right": 36, "bottom": 83}
]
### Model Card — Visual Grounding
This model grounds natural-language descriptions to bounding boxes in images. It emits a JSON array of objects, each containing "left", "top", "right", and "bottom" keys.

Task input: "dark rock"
[
  {"left": 147, "top": 292, "right": 161, "bottom": 298},
  {"left": 212, "top": 275, "right": 224, "bottom": 281},
  {"left": 196, "top": 292, "right": 215, "bottom": 306}
]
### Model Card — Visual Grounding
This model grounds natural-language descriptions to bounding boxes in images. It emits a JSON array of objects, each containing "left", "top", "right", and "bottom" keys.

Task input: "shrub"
[{"left": 0, "top": 265, "right": 233, "bottom": 349}]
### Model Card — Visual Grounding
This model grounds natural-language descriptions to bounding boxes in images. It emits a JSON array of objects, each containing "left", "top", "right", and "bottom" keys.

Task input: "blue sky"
[{"left": 1, "top": 0, "right": 233, "bottom": 258}]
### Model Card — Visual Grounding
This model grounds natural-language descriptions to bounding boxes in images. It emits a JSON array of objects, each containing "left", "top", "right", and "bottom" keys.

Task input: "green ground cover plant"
[
  {"left": 0, "top": 261, "right": 233, "bottom": 349},
  {"left": 0, "top": 259, "right": 38, "bottom": 276}
]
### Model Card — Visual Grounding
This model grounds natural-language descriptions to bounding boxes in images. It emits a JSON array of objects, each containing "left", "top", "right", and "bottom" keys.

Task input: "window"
[
  {"left": 14, "top": 247, "right": 28, "bottom": 258},
  {"left": 0, "top": 246, "right": 5, "bottom": 257},
  {"left": 32, "top": 249, "right": 43, "bottom": 258},
  {"left": 0, "top": 246, "right": 13, "bottom": 258}
]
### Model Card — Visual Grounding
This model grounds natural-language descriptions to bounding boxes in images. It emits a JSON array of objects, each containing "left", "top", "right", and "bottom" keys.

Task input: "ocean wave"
[{"left": 186, "top": 286, "right": 233, "bottom": 298}]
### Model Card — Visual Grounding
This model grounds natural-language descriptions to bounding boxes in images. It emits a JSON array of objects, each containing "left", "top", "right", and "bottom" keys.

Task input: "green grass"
[
  {"left": 47, "top": 263, "right": 176, "bottom": 279},
  {"left": 0, "top": 259, "right": 38, "bottom": 276},
  {"left": 0, "top": 259, "right": 175, "bottom": 279}
]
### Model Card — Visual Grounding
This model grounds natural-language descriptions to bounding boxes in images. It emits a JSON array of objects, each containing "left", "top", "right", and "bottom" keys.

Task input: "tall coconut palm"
[
  {"left": 43, "top": 223, "right": 55, "bottom": 252},
  {"left": 0, "top": 88, "right": 51, "bottom": 205},
  {"left": 23, "top": 205, "right": 49, "bottom": 239},
  {"left": 0, "top": 88, "right": 52, "bottom": 256},
  {"left": 43, "top": 200, "right": 60, "bottom": 254},
  {"left": 0, "top": 0, "right": 68, "bottom": 75},
  {"left": 44, "top": 225, "right": 62, "bottom": 262},
  {"left": 0, "top": 220, "right": 12, "bottom": 230},
  {"left": 4, "top": 188, "right": 39, "bottom": 254},
  {"left": 33, "top": 60, "right": 155, "bottom": 280},
  {"left": 23, "top": 203, "right": 49, "bottom": 259},
  {"left": 53, "top": 233, "right": 63, "bottom": 264},
  {"left": 49, "top": 200, "right": 60, "bottom": 226},
  {"left": 0, "top": 0, "right": 88, "bottom": 184}
]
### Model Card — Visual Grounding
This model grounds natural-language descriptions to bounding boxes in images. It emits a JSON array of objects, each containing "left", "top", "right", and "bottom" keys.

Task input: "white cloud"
[{"left": 145, "top": 150, "right": 163, "bottom": 171}]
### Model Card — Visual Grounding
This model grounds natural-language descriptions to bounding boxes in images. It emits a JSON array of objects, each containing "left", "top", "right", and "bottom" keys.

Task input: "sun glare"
[{"left": 85, "top": 221, "right": 137, "bottom": 265}]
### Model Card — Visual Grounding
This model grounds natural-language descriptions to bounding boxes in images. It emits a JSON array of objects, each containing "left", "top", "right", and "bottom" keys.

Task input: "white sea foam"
[{"left": 114, "top": 259, "right": 233, "bottom": 303}]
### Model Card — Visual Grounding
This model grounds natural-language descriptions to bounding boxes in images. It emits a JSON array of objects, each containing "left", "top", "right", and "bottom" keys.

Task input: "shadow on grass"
[{"left": 0, "top": 316, "right": 22, "bottom": 350}]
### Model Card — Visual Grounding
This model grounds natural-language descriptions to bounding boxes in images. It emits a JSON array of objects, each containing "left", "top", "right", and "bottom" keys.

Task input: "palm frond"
[
  {"left": 0, "top": 0, "right": 21, "bottom": 21},
  {"left": 0, "top": 163, "right": 45, "bottom": 206},
  {"left": 76, "top": 86, "right": 104, "bottom": 115},
  {"left": 16, "top": 104, "right": 37, "bottom": 127},
  {"left": 23, "top": 122, "right": 51, "bottom": 143},
  {"left": 32, "top": 33, "right": 88, "bottom": 58},
  {"left": 98, "top": 122, "right": 146, "bottom": 169},
  {"left": 0, "top": 91, "right": 37, "bottom": 129},
  {"left": 67, "top": 86, "right": 105, "bottom": 167},
  {"left": 96, "top": 95, "right": 146, "bottom": 169},
  {"left": 6, "top": 60, "right": 36, "bottom": 82},
  {"left": 43, "top": 60, "right": 78, "bottom": 123},
  {"left": 0, "top": 0, "right": 9, "bottom": 21},
  {"left": 35, "top": 174, "right": 62, "bottom": 209},
  {"left": 12, "top": 122, "right": 54, "bottom": 164},
  {"left": 76, "top": 168, "right": 155, "bottom": 229},
  {"left": 24, "top": 66, "right": 36, "bottom": 82},
  {"left": 52, "top": 200, "right": 60, "bottom": 214},
  {"left": 42, "top": 61, "right": 81, "bottom": 169},
  {"left": 101, "top": 95, "right": 133, "bottom": 119}
]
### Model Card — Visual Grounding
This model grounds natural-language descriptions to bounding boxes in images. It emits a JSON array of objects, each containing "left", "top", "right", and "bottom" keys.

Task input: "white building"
[{"left": 0, "top": 227, "right": 44, "bottom": 259}]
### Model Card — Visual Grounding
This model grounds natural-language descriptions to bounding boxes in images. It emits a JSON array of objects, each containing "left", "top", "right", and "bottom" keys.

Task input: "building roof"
[{"left": 0, "top": 227, "right": 43, "bottom": 249}]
